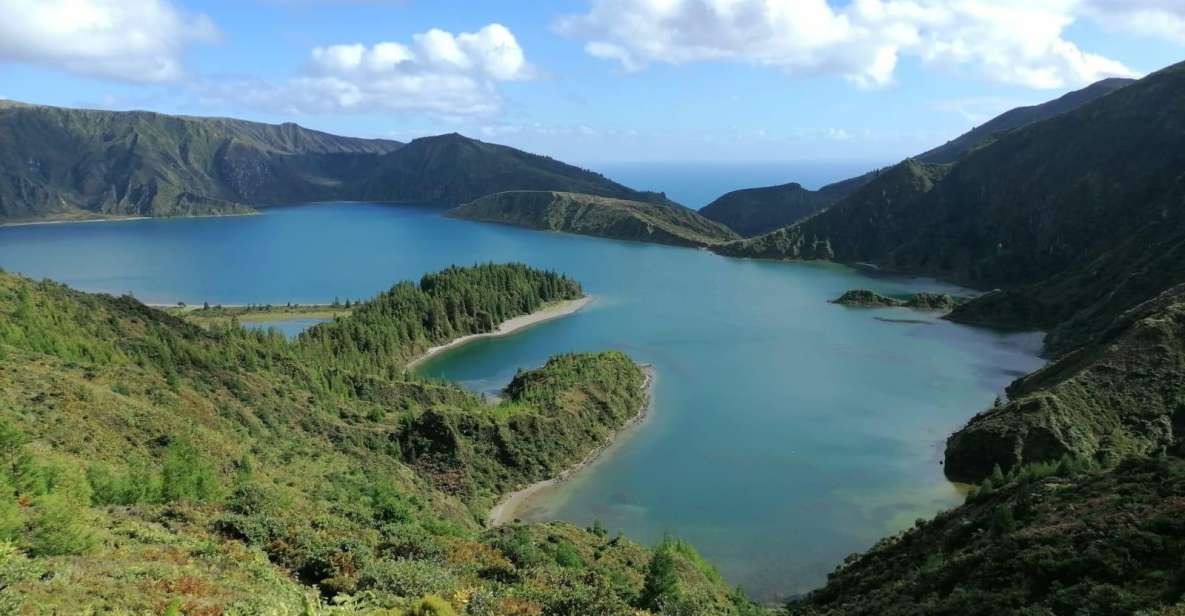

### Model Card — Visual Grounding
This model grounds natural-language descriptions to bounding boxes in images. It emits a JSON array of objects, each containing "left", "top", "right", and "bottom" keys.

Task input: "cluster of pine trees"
[{"left": 297, "top": 263, "right": 582, "bottom": 378}]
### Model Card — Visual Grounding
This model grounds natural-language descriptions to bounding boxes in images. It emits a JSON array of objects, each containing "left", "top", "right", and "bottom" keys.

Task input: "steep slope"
[
  {"left": 698, "top": 182, "right": 832, "bottom": 237},
  {"left": 361, "top": 133, "right": 677, "bottom": 207},
  {"left": 447, "top": 190, "right": 739, "bottom": 247},
  {"left": 0, "top": 266, "right": 758, "bottom": 614},
  {"left": 717, "top": 61, "right": 1185, "bottom": 312},
  {"left": 0, "top": 103, "right": 676, "bottom": 223},
  {"left": 945, "top": 284, "right": 1185, "bottom": 481},
  {"left": 715, "top": 61, "right": 1185, "bottom": 482},
  {"left": 700, "top": 77, "right": 1132, "bottom": 236},
  {"left": 713, "top": 159, "right": 952, "bottom": 261},
  {"left": 790, "top": 455, "right": 1185, "bottom": 616},
  {"left": 913, "top": 77, "right": 1134, "bottom": 165},
  {"left": 0, "top": 101, "right": 401, "bottom": 222}
]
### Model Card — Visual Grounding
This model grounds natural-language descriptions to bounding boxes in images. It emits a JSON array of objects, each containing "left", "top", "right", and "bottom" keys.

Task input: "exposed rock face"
[{"left": 945, "top": 284, "right": 1185, "bottom": 481}]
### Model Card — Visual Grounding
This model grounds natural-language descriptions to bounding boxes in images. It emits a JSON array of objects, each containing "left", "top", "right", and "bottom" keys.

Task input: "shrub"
[
  {"left": 0, "top": 541, "right": 34, "bottom": 614},
  {"left": 23, "top": 494, "right": 96, "bottom": 556},
  {"left": 551, "top": 540, "right": 584, "bottom": 569},
  {"left": 358, "top": 559, "right": 458, "bottom": 599},
  {"left": 405, "top": 595, "right": 458, "bottom": 616},
  {"left": 641, "top": 543, "right": 680, "bottom": 610},
  {"left": 87, "top": 462, "right": 158, "bottom": 505},
  {"left": 378, "top": 523, "right": 447, "bottom": 561},
  {"left": 488, "top": 526, "right": 544, "bottom": 569},
  {"left": 159, "top": 439, "right": 220, "bottom": 503}
]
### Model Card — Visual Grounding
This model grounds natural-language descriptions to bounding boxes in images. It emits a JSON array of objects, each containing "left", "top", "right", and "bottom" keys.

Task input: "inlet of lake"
[{"left": 0, "top": 202, "right": 1045, "bottom": 602}]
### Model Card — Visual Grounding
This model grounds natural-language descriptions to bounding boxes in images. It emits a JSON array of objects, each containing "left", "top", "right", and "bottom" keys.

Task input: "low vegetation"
[{"left": 0, "top": 265, "right": 756, "bottom": 614}]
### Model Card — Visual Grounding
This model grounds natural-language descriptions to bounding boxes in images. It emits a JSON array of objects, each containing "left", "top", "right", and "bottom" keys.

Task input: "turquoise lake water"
[
  {"left": 0, "top": 202, "right": 1044, "bottom": 601},
  {"left": 244, "top": 317, "right": 331, "bottom": 338}
]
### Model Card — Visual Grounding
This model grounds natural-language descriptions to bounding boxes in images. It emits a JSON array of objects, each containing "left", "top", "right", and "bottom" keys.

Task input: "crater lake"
[{"left": 0, "top": 202, "right": 1044, "bottom": 601}]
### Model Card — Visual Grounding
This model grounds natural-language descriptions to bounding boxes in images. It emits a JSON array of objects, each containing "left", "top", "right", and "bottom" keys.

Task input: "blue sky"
[{"left": 0, "top": 0, "right": 1182, "bottom": 166}]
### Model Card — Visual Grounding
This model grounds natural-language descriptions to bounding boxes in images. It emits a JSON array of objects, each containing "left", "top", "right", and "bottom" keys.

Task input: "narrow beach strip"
[
  {"left": 486, "top": 364, "right": 655, "bottom": 527},
  {"left": 405, "top": 295, "right": 593, "bottom": 370}
]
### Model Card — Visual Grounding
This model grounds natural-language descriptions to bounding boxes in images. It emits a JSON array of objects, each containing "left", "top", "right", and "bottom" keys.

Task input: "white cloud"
[
  {"left": 556, "top": 0, "right": 1142, "bottom": 89},
  {"left": 212, "top": 23, "right": 532, "bottom": 116},
  {"left": 1082, "top": 0, "right": 1185, "bottom": 44},
  {"left": 0, "top": 0, "right": 218, "bottom": 83}
]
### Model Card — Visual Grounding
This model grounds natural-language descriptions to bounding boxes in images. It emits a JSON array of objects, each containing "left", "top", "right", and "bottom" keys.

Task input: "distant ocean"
[{"left": 594, "top": 160, "right": 886, "bottom": 210}]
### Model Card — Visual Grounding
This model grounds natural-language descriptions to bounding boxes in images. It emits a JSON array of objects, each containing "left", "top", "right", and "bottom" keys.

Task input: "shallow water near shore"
[{"left": 0, "top": 202, "right": 1045, "bottom": 601}]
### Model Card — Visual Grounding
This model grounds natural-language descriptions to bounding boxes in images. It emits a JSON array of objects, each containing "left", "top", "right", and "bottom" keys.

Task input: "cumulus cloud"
[
  {"left": 1082, "top": 0, "right": 1185, "bottom": 44},
  {"left": 210, "top": 23, "right": 533, "bottom": 116},
  {"left": 556, "top": 0, "right": 1141, "bottom": 89},
  {"left": 0, "top": 0, "right": 218, "bottom": 83}
]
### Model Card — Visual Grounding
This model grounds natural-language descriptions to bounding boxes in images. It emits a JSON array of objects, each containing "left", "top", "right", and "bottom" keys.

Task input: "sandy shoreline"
[
  {"left": 405, "top": 295, "right": 593, "bottom": 370},
  {"left": 486, "top": 364, "right": 656, "bottom": 527}
]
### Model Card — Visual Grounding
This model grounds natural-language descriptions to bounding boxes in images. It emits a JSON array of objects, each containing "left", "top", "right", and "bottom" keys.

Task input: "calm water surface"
[
  {"left": 243, "top": 318, "right": 331, "bottom": 338},
  {"left": 0, "top": 203, "right": 1044, "bottom": 601}
]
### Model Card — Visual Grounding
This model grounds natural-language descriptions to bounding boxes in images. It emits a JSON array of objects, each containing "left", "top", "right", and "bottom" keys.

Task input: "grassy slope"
[
  {"left": 699, "top": 78, "right": 1132, "bottom": 237},
  {"left": 447, "top": 191, "right": 739, "bottom": 247},
  {"left": 0, "top": 267, "right": 756, "bottom": 615}
]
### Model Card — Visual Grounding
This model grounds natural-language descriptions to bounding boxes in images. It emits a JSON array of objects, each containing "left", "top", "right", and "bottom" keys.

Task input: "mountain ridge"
[
  {"left": 699, "top": 77, "right": 1135, "bottom": 237},
  {"left": 0, "top": 102, "right": 673, "bottom": 223},
  {"left": 714, "top": 60, "right": 1185, "bottom": 486}
]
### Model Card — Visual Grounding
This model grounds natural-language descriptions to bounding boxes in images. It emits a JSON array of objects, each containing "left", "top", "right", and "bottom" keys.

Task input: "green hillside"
[
  {"left": 0, "top": 101, "right": 401, "bottom": 222},
  {"left": 0, "top": 103, "right": 673, "bottom": 224},
  {"left": 362, "top": 135, "right": 676, "bottom": 207},
  {"left": 790, "top": 455, "right": 1185, "bottom": 615},
  {"left": 447, "top": 191, "right": 738, "bottom": 247},
  {"left": 697, "top": 183, "right": 833, "bottom": 238},
  {"left": 699, "top": 78, "right": 1132, "bottom": 237},
  {"left": 0, "top": 265, "right": 757, "bottom": 615},
  {"left": 709, "top": 61, "right": 1185, "bottom": 485}
]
